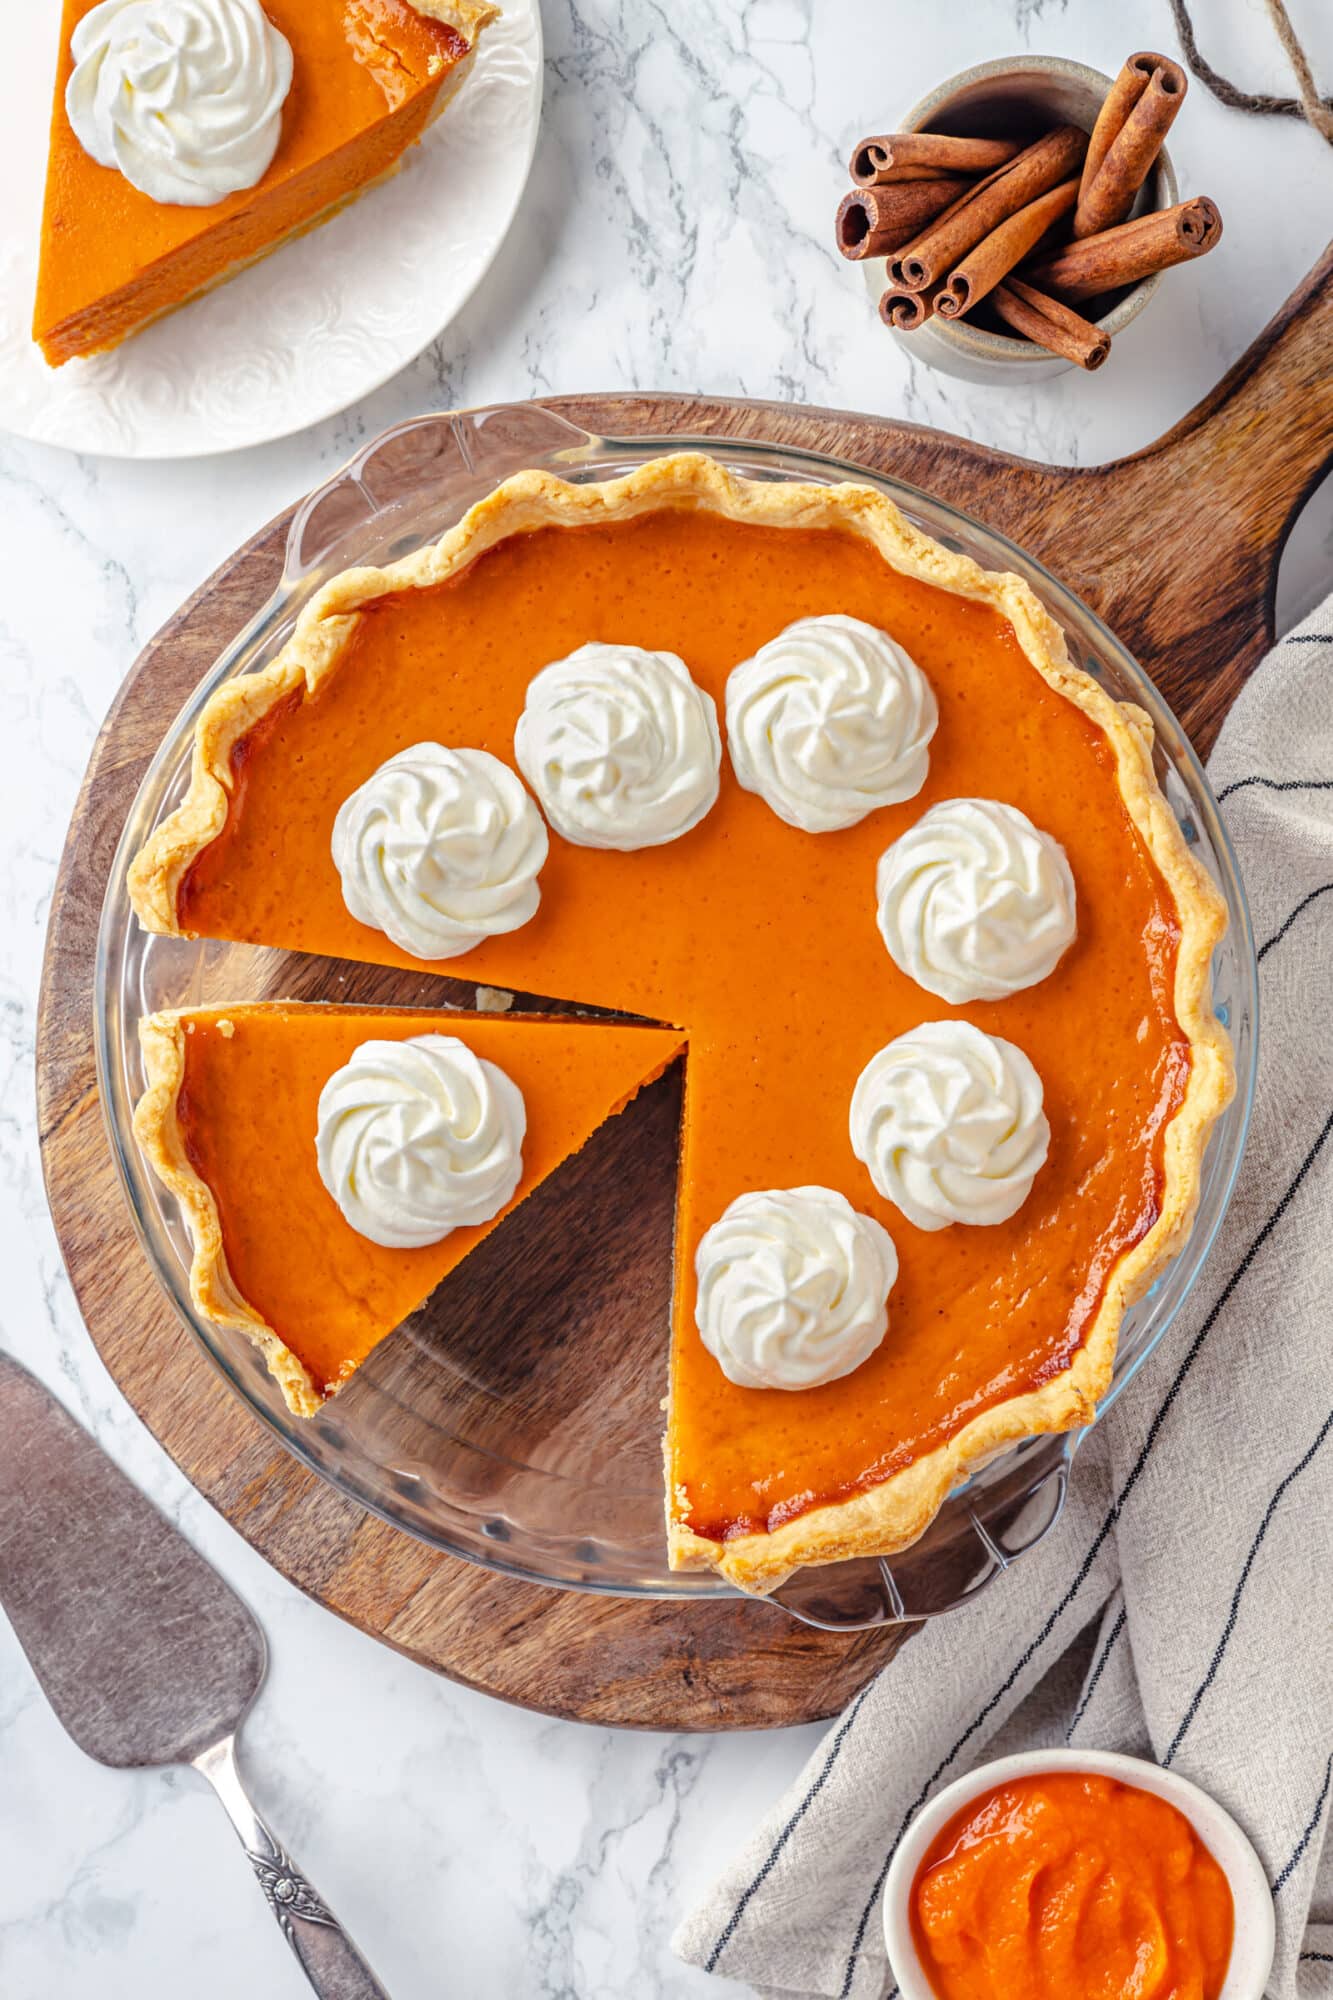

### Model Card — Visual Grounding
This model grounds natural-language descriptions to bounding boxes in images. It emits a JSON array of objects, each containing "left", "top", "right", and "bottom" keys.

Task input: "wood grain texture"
[{"left": 36, "top": 247, "right": 1333, "bottom": 1730}]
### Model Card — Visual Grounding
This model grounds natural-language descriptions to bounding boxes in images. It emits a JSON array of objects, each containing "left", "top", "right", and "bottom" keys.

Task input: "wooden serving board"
[{"left": 37, "top": 248, "right": 1333, "bottom": 1732}]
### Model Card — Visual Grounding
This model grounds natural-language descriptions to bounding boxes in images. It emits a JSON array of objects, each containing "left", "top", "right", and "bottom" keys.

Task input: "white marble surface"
[{"left": 1, "top": 3, "right": 1330, "bottom": 1995}]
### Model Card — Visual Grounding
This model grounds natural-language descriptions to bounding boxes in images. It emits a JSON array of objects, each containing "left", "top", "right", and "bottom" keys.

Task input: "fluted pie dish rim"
[{"left": 121, "top": 451, "right": 1234, "bottom": 1596}]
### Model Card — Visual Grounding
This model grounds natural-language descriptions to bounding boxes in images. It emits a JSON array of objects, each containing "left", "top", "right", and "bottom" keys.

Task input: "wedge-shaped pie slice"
[
  {"left": 135, "top": 1004, "right": 686, "bottom": 1417},
  {"left": 34, "top": 0, "right": 495, "bottom": 366},
  {"left": 129, "top": 455, "right": 1233, "bottom": 1592}
]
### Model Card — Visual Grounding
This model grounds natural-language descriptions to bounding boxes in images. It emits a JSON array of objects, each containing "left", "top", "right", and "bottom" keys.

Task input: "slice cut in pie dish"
[
  {"left": 34, "top": 0, "right": 496, "bottom": 366},
  {"left": 134, "top": 1004, "right": 686, "bottom": 1418},
  {"left": 127, "top": 453, "right": 1235, "bottom": 1594}
]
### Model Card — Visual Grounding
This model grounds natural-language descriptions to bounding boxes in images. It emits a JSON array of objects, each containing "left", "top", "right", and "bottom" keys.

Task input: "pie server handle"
[{"left": 195, "top": 1733, "right": 391, "bottom": 2000}]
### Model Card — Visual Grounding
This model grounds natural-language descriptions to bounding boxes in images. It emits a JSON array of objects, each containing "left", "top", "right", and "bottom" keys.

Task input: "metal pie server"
[{"left": 0, "top": 1353, "right": 389, "bottom": 2000}]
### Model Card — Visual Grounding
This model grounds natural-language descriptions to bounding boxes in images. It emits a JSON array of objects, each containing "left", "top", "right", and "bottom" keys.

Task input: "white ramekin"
[{"left": 882, "top": 1748, "right": 1275, "bottom": 1999}]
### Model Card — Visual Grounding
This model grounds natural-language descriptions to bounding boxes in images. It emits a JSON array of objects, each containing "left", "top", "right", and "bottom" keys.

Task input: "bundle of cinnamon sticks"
[{"left": 836, "top": 52, "right": 1222, "bottom": 371}]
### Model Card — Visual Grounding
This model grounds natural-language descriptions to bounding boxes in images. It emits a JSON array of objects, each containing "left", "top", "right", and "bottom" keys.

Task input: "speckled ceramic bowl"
[{"left": 861, "top": 55, "right": 1178, "bottom": 384}]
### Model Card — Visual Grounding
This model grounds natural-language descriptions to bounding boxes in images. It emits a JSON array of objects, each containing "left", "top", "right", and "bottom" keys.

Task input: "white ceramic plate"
[{"left": 0, "top": 1, "right": 543, "bottom": 459}]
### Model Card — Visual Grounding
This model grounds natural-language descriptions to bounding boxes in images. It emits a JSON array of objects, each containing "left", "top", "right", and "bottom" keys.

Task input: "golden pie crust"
[
  {"left": 134, "top": 1010, "right": 325, "bottom": 1417},
  {"left": 128, "top": 453, "right": 1234, "bottom": 1594}
]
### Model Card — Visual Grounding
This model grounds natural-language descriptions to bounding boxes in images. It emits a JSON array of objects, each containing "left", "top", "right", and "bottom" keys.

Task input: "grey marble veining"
[{"left": 1, "top": 2, "right": 1331, "bottom": 1994}]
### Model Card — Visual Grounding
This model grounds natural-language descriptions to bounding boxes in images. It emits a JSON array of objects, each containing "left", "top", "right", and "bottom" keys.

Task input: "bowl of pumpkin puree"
[{"left": 883, "top": 1748, "right": 1275, "bottom": 2000}]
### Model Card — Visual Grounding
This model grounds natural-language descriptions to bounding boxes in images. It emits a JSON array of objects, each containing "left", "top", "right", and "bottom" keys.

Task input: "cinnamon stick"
[
  {"left": 835, "top": 179, "right": 967, "bottom": 260},
  {"left": 935, "top": 178, "right": 1080, "bottom": 318},
  {"left": 1074, "top": 52, "right": 1187, "bottom": 238},
  {"left": 1025, "top": 196, "right": 1222, "bottom": 300},
  {"left": 848, "top": 163, "right": 972, "bottom": 185},
  {"left": 991, "top": 278, "right": 1111, "bottom": 370},
  {"left": 878, "top": 282, "right": 942, "bottom": 331},
  {"left": 887, "top": 125, "right": 1088, "bottom": 293},
  {"left": 1080, "top": 53, "right": 1160, "bottom": 191},
  {"left": 850, "top": 132, "right": 1017, "bottom": 186}
]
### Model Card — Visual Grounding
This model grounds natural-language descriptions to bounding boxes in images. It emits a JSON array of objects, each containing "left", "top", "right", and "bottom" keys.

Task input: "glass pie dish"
[{"left": 95, "top": 406, "right": 1257, "bottom": 1630}]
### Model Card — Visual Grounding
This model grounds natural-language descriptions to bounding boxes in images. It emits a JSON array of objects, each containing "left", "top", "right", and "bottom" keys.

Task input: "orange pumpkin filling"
[
  {"left": 173, "top": 1006, "right": 686, "bottom": 1397},
  {"left": 34, "top": 0, "right": 472, "bottom": 366},
  {"left": 910, "top": 1771, "right": 1234, "bottom": 2000},
  {"left": 169, "top": 511, "right": 1188, "bottom": 1543}
]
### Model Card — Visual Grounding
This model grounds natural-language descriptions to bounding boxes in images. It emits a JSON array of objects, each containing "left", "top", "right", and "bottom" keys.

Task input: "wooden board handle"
[
  {"left": 1133, "top": 237, "right": 1333, "bottom": 549},
  {"left": 1034, "top": 239, "right": 1333, "bottom": 751}
]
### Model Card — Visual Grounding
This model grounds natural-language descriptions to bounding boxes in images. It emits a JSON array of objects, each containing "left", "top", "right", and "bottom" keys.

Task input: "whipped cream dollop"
[
  {"left": 694, "top": 1186, "right": 899, "bottom": 1391},
  {"left": 514, "top": 643, "right": 722, "bottom": 850},
  {"left": 850, "top": 1021, "right": 1050, "bottom": 1231},
  {"left": 316, "top": 1035, "right": 526, "bottom": 1249},
  {"left": 726, "top": 614, "right": 938, "bottom": 832},
  {"left": 876, "top": 797, "right": 1077, "bottom": 1003},
  {"left": 332, "top": 744, "right": 548, "bottom": 962},
  {"left": 67, "top": 0, "right": 293, "bottom": 207}
]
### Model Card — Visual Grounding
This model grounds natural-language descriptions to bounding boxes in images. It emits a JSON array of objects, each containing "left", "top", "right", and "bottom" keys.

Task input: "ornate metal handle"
[{"left": 195, "top": 1735, "right": 390, "bottom": 2000}]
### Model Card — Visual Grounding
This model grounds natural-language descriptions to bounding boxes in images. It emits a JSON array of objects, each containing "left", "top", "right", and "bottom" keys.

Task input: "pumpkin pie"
[
  {"left": 34, "top": 0, "right": 495, "bottom": 367},
  {"left": 128, "top": 454, "right": 1233, "bottom": 1593}
]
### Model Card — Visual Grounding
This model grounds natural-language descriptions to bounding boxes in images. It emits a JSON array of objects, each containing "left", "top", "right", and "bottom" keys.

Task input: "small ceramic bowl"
[
  {"left": 882, "top": 1748, "right": 1275, "bottom": 1999},
  {"left": 860, "top": 55, "right": 1178, "bottom": 383}
]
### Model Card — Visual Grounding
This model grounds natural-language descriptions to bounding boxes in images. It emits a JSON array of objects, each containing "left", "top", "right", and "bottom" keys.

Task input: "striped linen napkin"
[{"left": 675, "top": 601, "right": 1333, "bottom": 1999}]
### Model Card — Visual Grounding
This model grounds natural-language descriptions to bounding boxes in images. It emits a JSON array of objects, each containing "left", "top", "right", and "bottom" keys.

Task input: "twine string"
[{"left": 1167, "top": 0, "right": 1333, "bottom": 145}]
